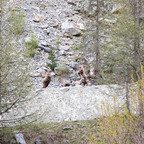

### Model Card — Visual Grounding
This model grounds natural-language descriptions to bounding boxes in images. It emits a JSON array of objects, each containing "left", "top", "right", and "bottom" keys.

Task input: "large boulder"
[{"left": 61, "top": 20, "right": 84, "bottom": 36}]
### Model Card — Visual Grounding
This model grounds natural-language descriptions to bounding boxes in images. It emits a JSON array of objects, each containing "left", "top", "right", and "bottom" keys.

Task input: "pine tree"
[{"left": 47, "top": 49, "right": 57, "bottom": 71}]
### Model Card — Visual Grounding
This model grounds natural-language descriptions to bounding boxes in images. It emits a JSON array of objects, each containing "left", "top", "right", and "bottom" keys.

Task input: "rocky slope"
[
  {"left": 1, "top": 0, "right": 126, "bottom": 125},
  {"left": 22, "top": 0, "right": 88, "bottom": 89}
]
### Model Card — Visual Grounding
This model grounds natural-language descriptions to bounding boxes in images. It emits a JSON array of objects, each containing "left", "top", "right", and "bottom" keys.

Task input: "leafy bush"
[
  {"left": 0, "top": 0, "right": 33, "bottom": 128},
  {"left": 28, "top": 50, "right": 38, "bottom": 58},
  {"left": 25, "top": 34, "right": 39, "bottom": 57},
  {"left": 47, "top": 49, "right": 57, "bottom": 71},
  {"left": 86, "top": 66, "right": 144, "bottom": 144},
  {"left": 9, "top": 10, "right": 25, "bottom": 35}
]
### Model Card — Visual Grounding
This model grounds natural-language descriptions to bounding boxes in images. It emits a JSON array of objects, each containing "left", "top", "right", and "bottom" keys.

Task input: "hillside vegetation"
[{"left": 0, "top": 0, "right": 144, "bottom": 143}]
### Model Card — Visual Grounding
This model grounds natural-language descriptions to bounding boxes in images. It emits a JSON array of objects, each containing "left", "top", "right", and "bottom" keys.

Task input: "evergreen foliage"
[
  {"left": 78, "top": 0, "right": 144, "bottom": 84},
  {"left": 47, "top": 49, "right": 57, "bottom": 71}
]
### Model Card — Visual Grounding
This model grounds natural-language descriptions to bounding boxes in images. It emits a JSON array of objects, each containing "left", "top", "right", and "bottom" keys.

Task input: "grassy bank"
[{"left": 0, "top": 119, "right": 97, "bottom": 144}]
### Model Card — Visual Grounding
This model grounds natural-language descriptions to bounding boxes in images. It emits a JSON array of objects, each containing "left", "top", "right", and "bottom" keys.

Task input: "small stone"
[
  {"left": 63, "top": 125, "right": 73, "bottom": 130},
  {"left": 10, "top": 139, "right": 17, "bottom": 144},
  {"left": 66, "top": 61, "right": 70, "bottom": 65},
  {"left": 40, "top": 41, "right": 47, "bottom": 46},
  {"left": 50, "top": 19, "right": 59, "bottom": 28},
  {"left": 68, "top": 1, "right": 76, "bottom": 6},
  {"left": 35, "top": 137, "right": 42, "bottom": 144},
  {"left": 63, "top": 34, "right": 73, "bottom": 39},
  {"left": 104, "top": 19, "right": 116, "bottom": 24},
  {"left": 44, "top": 29, "right": 50, "bottom": 35},
  {"left": 72, "top": 10, "right": 79, "bottom": 15},
  {"left": 59, "top": 50, "right": 66, "bottom": 56},
  {"left": 15, "top": 132, "right": 26, "bottom": 144},
  {"left": 52, "top": 24, "right": 59, "bottom": 28},
  {"left": 34, "top": 72, "right": 41, "bottom": 77},
  {"left": 50, "top": 71, "right": 56, "bottom": 76},
  {"left": 75, "top": 81, "right": 81, "bottom": 85},
  {"left": 68, "top": 51, "right": 73, "bottom": 55},
  {"left": 71, "top": 62, "right": 78, "bottom": 69},
  {"left": 38, "top": 45, "right": 51, "bottom": 53},
  {"left": 41, "top": 67, "right": 48, "bottom": 71},
  {"left": 59, "top": 45, "right": 70, "bottom": 51},
  {"left": 77, "top": 23, "right": 85, "bottom": 31},
  {"left": 36, "top": 89, "right": 43, "bottom": 92},
  {"left": 47, "top": 137, "right": 54, "bottom": 144},
  {"left": 45, "top": 53, "right": 49, "bottom": 59},
  {"left": 72, "top": 56, "right": 79, "bottom": 61},
  {"left": 33, "top": 14, "right": 44, "bottom": 22},
  {"left": 27, "top": 83, "right": 32, "bottom": 87},
  {"left": 60, "top": 87, "right": 70, "bottom": 92},
  {"left": 41, "top": 24, "right": 49, "bottom": 29},
  {"left": 65, "top": 42, "right": 70, "bottom": 45}
]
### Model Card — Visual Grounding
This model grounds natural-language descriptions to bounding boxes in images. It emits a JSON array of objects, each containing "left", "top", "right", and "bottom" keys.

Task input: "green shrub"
[
  {"left": 25, "top": 34, "right": 39, "bottom": 57},
  {"left": 25, "top": 34, "right": 38, "bottom": 49},
  {"left": 47, "top": 62, "right": 57, "bottom": 71},
  {"left": 9, "top": 10, "right": 25, "bottom": 35},
  {"left": 47, "top": 49, "right": 57, "bottom": 71},
  {"left": 86, "top": 66, "right": 144, "bottom": 144},
  {"left": 29, "top": 50, "right": 39, "bottom": 58}
]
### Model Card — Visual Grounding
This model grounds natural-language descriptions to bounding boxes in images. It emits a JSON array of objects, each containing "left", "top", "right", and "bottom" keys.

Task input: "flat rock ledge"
[{"left": 1, "top": 85, "right": 125, "bottom": 126}]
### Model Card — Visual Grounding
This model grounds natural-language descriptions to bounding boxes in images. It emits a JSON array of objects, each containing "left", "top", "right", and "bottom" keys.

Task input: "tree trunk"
[
  {"left": 125, "top": 65, "right": 130, "bottom": 113},
  {"left": 136, "top": 0, "right": 141, "bottom": 78},
  {"left": 96, "top": 0, "right": 100, "bottom": 72},
  {"left": 0, "top": 0, "right": 2, "bottom": 114}
]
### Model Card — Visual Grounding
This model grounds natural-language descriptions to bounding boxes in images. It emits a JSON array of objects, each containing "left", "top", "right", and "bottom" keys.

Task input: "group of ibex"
[{"left": 43, "top": 65, "right": 91, "bottom": 88}]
